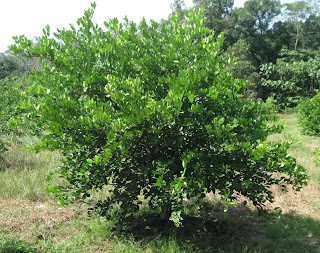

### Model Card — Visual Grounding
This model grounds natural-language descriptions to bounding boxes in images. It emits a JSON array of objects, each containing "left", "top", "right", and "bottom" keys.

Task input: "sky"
[{"left": 0, "top": 0, "right": 296, "bottom": 53}]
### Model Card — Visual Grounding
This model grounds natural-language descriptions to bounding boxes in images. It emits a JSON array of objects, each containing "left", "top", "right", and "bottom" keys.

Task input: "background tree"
[
  {"left": 243, "top": 0, "right": 281, "bottom": 64},
  {"left": 172, "top": 0, "right": 320, "bottom": 105},
  {"left": 283, "top": 0, "right": 313, "bottom": 51},
  {"left": 215, "top": 0, "right": 282, "bottom": 65},
  {"left": 225, "top": 39, "right": 259, "bottom": 99},
  {"left": 244, "top": 0, "right": 281, "bottom": 35},
  {"left": 192, "top": 0, "right": 234, "bottom": 38},
  {"left": 227, "top": 7, "right": 256, "bottom": 39},
  {"left": 0, "top": 51, "right": 41, "bottom": 79},
  {"left": 169, "top": 0, "right": 188, "bottom": 21},
  {"left": 171, "top": 0, "right": 186, "bottom": 13},
  {"left": 300, "top": 14, "right": 320, "bottom": 52},
  {"left": 269, "top": 21, "right": 295, "bottom": 57},
  {"left": 0, "top": 54, "right": 18, "bottom": 79},
  {"left": 0, "top": 75, "right": 35, "bottom": 165}
]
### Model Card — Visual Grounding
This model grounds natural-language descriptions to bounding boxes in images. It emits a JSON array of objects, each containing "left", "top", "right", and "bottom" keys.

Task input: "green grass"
[
  {"left": 0, "top": 134, "right": 61, "bottom": 201},
  {"left": 268, "top": 113, "right": 320, "bottom": 185},
  {"left": 0, "top": 113, "right": 319, "bottom": 252},
  {"left": 0, "top": 235, "right": 37, "bottom": 253}
]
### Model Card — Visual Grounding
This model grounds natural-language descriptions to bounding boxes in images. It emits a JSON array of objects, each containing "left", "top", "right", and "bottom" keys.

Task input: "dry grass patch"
[{"left": 0, "top": 199, "right": 80, "bottom": 236}]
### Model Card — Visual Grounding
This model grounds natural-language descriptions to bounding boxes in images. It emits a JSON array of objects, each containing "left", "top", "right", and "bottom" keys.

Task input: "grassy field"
[{"left": 0, "top": 113, "right": 319, "bottom": 253}]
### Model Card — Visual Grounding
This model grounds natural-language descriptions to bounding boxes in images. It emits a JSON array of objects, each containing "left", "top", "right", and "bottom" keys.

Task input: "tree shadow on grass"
[{"left": 114, "top": 202, "right": 320, "bottom": 253}]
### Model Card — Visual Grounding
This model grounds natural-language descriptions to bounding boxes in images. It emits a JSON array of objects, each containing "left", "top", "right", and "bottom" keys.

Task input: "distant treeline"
[{"left": 171, "top": 0, "right": 320, "bottom": 107}]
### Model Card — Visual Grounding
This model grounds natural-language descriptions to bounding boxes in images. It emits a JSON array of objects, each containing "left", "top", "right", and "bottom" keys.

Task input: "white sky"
[{"left": 0, "top": 0, "right": 296, "bottom": 53}]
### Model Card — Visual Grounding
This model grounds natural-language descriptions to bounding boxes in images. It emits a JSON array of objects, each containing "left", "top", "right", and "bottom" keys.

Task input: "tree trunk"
[{"left": 295, "top": 23, "right": 300, "bottom": 52}]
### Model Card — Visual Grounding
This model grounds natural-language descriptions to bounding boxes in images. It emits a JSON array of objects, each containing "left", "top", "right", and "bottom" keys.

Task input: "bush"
[
  {"left": 11, "top": 4, "right": 307, "bottom": 226},
  {"left": 298, "top": 93, "right": 320, "bottom": 135},
  {"left": 263, "top": 96, "right": 279, "bottom": 114}
]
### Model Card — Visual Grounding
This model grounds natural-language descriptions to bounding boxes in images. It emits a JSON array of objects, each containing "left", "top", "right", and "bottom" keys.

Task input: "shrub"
[
  {"left": 10, "top": 4, "right": 307, "bottom": 226},
  {"left": 263, "top": 96, "right": 279, "bottom": 114},
  {"left": 298, "top": 93, "right": 320, "bottom": 135}
]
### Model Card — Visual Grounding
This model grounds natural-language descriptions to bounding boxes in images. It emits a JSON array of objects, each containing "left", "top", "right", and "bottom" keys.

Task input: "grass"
[
  {"left": 0, "top": 113, "right": 320, "bottom": 252},
  {"left": 0, "top": 234, "right": 37, "bottom": 253},
  {"left": 0, "top": 134, "right": 61, "bottom": 202},
  {"left": 268, "top": 113, "right": 320, "bottom": 185}
]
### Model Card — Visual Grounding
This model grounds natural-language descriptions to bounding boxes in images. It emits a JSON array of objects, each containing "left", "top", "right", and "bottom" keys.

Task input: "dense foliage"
[
  {"left": 0, "top": 52, "right": 41, "bottom": 160},
  {"left": 259, "top": 55, "right": 320, "bottom": 108},
  {"left": 0, "top": 75, "right": 34, "bottom": 162},
  {"left": 0, "top": 52, "right": 41, "bottom": 79},
  {"left": 181, "top": 0, "right": 320, "bottom": 108},
  {"left": 225, "top": 39, "right": 259, "bottom": 99},
  {"left": 11, "top": 4, "right": 307, "bottom": 226},
  {"left": 298, "top": 93, "right": 320, "bottom": 135},
  {"left": 0, "top": 54, "right": 18, "bottom": 80}
]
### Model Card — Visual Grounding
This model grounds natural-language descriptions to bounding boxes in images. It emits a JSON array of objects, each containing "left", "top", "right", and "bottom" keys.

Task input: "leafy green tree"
[
  {"left": 283, "top": 0, "right": 313, "bottom": 51},
  {"left": 225, "top": 39, "right": 259, "bottom": 99},
  {"left": 226, "top": 0, "right": 281, "bottom": 64},
  {"left": 192, "top": 0, "right": 234, "bottom": 35},
  {"left": 301, "top": 14, "right": 320, "bottom": 52},
  {"left": 171, "top": 0, "right": 186, "bottom": 13},
  {"left": 244, "top": 0, "right": 281, "bottom": 35},
  {"left": 269, "top": 21, "right": 295, "bottom": 55},
  {"left": 11, "top": 4, "right": 307, "bottom": 226}
]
